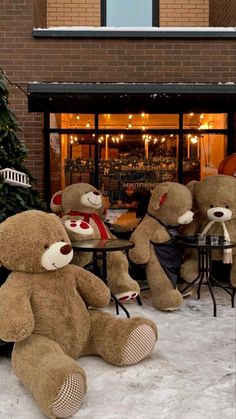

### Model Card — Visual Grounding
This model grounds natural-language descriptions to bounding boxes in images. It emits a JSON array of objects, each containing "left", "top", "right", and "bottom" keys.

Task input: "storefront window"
[
  {"left": 49, "top": 112, "right": 228, "bottom": 204},
  {"left": 99, "top": 113, "right": 179, "bottom": 129},
  {"left": 183, "top": 113, "right": 227, "bottom": 129}
]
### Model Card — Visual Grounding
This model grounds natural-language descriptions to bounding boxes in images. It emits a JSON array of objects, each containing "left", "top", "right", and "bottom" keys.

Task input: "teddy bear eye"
[
  {"left": 210, "top": 205, "right": 214, "bottom": 208},
  {"left": 44, "top": 244, "right": 49, "bottom": 249},
  {"left": 225, "top": 205, "right": 229, "bottom": 208}
]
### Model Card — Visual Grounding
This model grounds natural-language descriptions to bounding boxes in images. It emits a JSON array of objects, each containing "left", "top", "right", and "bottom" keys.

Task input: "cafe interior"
[{"left": 49, "top": 111, "right": 227, "bottom": 207}]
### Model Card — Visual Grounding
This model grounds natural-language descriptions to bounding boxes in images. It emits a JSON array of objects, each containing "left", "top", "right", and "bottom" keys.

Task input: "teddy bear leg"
[
  {"left": 12, "top": 334, "right": 87, "bottom": 419},
  {"left": 180, "top": 255, "right": 198, "bottom": 283},
  {"left": 84, "top": 311, "right": 157, "bottom": 367},
  {"left": 106, "top": 251, "right": 140, "bottom": 302},
  {"left": 146, "top": 248, "right": 183, "bottom": 311}
]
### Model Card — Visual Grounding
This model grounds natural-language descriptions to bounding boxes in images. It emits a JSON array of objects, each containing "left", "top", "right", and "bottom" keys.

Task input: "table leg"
[
  {"left": 99, "top": 251, "right": 131, "bottom": 318},
  {"left": 198, "top": 249, "right": 217, "bottom": 317},
  {"left": 209, "top": 276, "right": 236, "bottom": 308}
]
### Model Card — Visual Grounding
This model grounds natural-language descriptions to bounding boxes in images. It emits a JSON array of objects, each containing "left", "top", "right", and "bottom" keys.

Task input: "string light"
[{"left": 0, "top": 68, "right": 27, "bottom": 96}]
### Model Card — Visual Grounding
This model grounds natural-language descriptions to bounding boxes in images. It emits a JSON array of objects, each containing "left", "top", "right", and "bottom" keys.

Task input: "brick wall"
[
  {"left": 160, "top": 0, "right": 209, "bottom": 27},
  {"left": 47, "top": 0, "right": 100, "bottom": 27},
  {"left": 209, "top": 0, "right": 236, "bottom": 26},
  {"left": 1, "top": 0, "right": 236, "bottom": 195}
]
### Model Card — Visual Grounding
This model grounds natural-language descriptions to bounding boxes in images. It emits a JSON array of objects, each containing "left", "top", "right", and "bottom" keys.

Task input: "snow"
[
  {"left": 0, "top": 287, "right": 235, "bottom": 419},
  {"left": 35, "top": 26, "right": 236, "bottom": 32}
]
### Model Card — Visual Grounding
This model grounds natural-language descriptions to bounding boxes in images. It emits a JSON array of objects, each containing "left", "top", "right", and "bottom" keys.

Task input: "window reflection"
[{"left": 106, "top": 0, "right": 153, "bottom": 27}]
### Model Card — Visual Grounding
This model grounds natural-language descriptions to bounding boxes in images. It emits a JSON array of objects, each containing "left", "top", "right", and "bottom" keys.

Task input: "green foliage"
[{"left": 0, "top": 73, "right": 47, "bottom": 222}]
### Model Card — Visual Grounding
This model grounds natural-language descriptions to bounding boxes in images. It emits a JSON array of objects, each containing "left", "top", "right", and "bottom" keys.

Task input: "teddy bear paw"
[
  {"left": 52, "top": 373, "right": 86, "bottom": 418},
  {"left": 64, "top": 219, "right": 93, "bottom": 235},
  {"left": 121, "top": 324, "right": 156, "bottom": 366},
  {"left": 116, "top": 291, "right": 138, "bottom": 302}
]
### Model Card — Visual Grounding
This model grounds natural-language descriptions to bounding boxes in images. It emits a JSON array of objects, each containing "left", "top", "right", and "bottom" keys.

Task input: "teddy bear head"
[
  {"left": 148, "top": 181, "right": 193, "bottom": 226},
  {"left": 193, "top": 174, "right": 236, "bottom": 222},
  {"left": 0, "top": 210, "right": 73, "bottom": 273},
  {"left": 50, "top": 183, "right": 105, "bottom": 218}
]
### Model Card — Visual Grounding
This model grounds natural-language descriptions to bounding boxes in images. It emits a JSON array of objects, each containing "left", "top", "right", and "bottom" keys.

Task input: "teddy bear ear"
[
  {"left": 159, "top": 192, "right": 168, "bottom": 207},
  {"left": 186, "top": 180, "right": 198, "bottom": 196},
  {"left": 50, "top": 191, "right": 63, "bottom": 213}
]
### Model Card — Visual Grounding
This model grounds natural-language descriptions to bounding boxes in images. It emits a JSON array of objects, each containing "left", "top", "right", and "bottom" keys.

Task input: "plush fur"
[
  {"left": 129, "top": 182, "right": 193, "bottom": 311},
  {"left": 0, "top": 210, "right": 157, "bottom": 418},
  {"left": 50, "top": 183, "right": 140, "bottom": 302},
  {"left": 180, "top": 175, "right": 236, "bottom": 287}
]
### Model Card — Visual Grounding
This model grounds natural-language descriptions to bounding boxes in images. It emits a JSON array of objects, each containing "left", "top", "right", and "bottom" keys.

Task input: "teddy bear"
[
  {"left": 0, "top": 210, "right": 157, "bottom": 419},
  {"left": 180, "top": 174, "right": 236, "bottom": 287},
  {"left": 128, "top": 182, "right": 193, "bottom": 311},
  {"left": 50, "top": 183, "right": 140, "bottom": 302}
]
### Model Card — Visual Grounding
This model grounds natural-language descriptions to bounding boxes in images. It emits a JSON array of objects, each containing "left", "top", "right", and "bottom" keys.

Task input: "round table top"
[
  {"left": 72, "top": 238, "right": 135, "bottom": 252},
  {"left": 176, "top": 236, "right": 236, "bottom": 249}
]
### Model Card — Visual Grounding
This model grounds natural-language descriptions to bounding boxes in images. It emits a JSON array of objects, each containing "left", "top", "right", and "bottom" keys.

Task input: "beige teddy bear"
[
  {"left": 180, "top": 174, "right": 236, "bottom": 287},
  {"left": 0, "top": 210, "right": 157, "bottom": 419},
  {"left": 50, "top": 183, "right": 140, "bottom": 302},
  {"left": 128, "top": 182, "right": 193, "bottom": 311}
]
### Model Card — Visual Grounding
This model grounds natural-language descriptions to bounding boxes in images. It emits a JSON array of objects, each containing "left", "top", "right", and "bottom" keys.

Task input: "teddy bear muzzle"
[
  {"left": 207, "top": 206, "right": 232, "bottom": 221},
  {"left": 41, "top": 241, "right": 73, "bottom": 270}
]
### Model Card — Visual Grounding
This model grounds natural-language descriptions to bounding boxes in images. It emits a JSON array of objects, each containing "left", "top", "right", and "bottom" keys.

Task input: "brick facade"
[
  {"left": 1, "top": 0, "right": 236, "bottom": 195},
  {"left": 160, "top": 0, "right": 209, "bottom": 27},
  {"left": 47, "top": 0, "right": 100, "bottom": 27},
  {"left": 209, "top": 0, "right": 236, "bottom": 26}
]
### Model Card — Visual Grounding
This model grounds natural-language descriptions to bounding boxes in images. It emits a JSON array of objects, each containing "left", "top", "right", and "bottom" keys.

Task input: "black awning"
[{"left": 27, "top": 83, "right": 236, "bottom": 113}]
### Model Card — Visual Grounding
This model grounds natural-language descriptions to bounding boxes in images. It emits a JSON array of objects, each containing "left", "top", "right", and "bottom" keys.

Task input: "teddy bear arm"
[
  {"left": 0, "top": 273, "right": 34, "bottom": 342},
  {"left": 129, "top": 223, "right": 153, "bottom": 264},
  {"left": 151, "top": 225, "right": 171, "bottom": 243},
  {"left": 73, "top": 266, "right": 111, "bottom": 308}
]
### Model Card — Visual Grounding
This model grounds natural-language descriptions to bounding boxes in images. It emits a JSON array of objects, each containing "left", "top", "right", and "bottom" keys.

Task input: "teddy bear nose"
[
  {"left": 93, "top": 191, "right": 99, "bottom": 196},
  {"left": 213, "top": 211, "right": 224, "bottom": 218},
  {"left": 60, "top": 244, "right": 72, "bottom": 255}
]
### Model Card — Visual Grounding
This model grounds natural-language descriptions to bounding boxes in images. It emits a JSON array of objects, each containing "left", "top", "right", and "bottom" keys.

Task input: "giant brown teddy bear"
[
  {"left": 50, "top": 183, "right": 140, "bottom": 302},
  {"left": 0, "top": 210, "right": 157, "bottom": 418},
  {"left": 129, "top": 182, "right": 193, "bottom": 311},
  {"left": 180, "top": 174, "right": 236, "bottom": 287}
]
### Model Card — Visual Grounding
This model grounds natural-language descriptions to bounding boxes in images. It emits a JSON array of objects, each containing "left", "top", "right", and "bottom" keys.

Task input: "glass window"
[
  {"left": 103, "top": 0, "right": 156, "bottom": 27},
  {"left": 182, "top": 133, "right": 227, "bottom": 184},
  {"left": 50, "top": 114, "right": 95, "bottom": 129},
  {"left": 183, "top": 113, "right": 227, "bottom": 130},
  {"left": 99, "top": 114, "right": 178, "bottom": 129}
]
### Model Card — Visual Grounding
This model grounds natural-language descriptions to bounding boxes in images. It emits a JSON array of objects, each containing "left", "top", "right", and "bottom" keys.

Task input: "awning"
[{"left": 27, "top": 82, "right": 236, "bottom": 113}]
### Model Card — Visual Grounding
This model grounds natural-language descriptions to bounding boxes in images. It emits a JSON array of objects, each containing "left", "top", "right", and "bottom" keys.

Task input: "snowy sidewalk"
[{"left": 0, "top": 287, "right": 235, "bottom": 419}]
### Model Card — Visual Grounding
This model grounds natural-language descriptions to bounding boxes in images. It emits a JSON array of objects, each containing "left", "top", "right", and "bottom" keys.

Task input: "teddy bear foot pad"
[{"left": 52, "top": 373, "right": 86, "bottom": 418}]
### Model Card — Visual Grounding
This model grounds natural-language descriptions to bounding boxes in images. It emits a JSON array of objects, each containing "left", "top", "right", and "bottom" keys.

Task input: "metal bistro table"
[
  {"left": 179, "top": 237, "right": 236, "bottom": 317},
  {"left": 72, "top": 239, "right": 135, "bottom": 318}
]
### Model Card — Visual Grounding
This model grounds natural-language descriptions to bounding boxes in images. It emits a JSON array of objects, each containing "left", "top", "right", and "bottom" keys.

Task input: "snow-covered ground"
[{"left": 0, "top": 287, "right": 235, "bottom": 419}]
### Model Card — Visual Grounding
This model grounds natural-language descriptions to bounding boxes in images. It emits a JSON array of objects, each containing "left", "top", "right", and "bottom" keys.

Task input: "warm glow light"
[
  {"left": 200, "top": 113, "right": 204, "bottom": 119},
  {"left": 141, "top": 113, "right": 145, "bottom": 118},
  {"left": 86, "top": 122, "right": 90, "bottom": 128},
  {"left": 190, "top": 112, "right": 194, "bottom": 116},
  {"left": 128, "top": 123, "right": 132, "bottom": 128},
  {"left": 142, "top": 126, "right": 146, "bottom": 131},
  {"left": 76, "top": 115, "right": 80, "bottom": 120},
  {"left": 128, "top": 114, "right": 133, "bottom": 120}
]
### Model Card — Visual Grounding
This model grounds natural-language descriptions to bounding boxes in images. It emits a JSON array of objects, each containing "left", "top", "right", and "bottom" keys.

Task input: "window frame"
[{"left": 101, "top": 0, "right": 159, "bottom": 27}]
